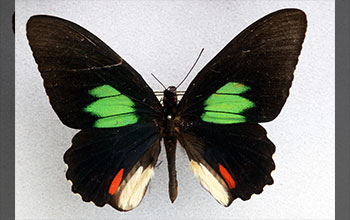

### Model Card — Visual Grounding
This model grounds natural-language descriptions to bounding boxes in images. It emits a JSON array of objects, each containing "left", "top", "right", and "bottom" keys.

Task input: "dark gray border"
[
  {"left": 1, "top": 1, "right": 347, "bottom": 219},
  {"left": 0, "top": 0, "right": 15, "bottom": 219},
  {"left": 335, "top": 0, "right": 350, "bottom": 220}
]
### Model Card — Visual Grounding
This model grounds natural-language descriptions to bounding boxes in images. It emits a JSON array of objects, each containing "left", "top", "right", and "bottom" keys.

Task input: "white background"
[{"left": 15, "top": 0, "right": 335, "bottom": 219}]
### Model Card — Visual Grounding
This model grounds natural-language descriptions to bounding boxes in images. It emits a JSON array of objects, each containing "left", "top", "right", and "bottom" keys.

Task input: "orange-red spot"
[
  {"left": 219, "top": 164, "right": 236, "bottom": 189},
  {"left": 108, "top": 168, "right": 124, "bottom": 195}
]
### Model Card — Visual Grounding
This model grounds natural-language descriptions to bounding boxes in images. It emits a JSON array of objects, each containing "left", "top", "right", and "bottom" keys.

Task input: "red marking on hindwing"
[
  {"left": 108, "top": 168, "right": 124, "bottom": 195},
  {"left": 219, "top": 164, "right": 236, "bottom": 189}
]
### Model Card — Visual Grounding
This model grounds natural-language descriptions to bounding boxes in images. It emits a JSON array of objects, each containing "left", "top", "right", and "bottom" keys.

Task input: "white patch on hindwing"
[
  {"left": 190, "top": 160, "right": 230, "bottom": 206},
  {"left": 114, "top": 165, "right": 154, "bottom": 211}
]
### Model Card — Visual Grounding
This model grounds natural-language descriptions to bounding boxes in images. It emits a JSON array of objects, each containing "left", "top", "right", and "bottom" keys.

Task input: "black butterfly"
[{"left": 26, "top": 8, "right": 307, "bottom": 211}]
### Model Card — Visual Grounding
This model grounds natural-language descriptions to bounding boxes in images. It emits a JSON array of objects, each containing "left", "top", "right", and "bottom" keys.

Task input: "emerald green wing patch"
[
  {"left": 201, "top": 82, "right": 255, "bottom": 124},
  {"left": 84, "top": 85, "right": 138, "bottom": 128}
]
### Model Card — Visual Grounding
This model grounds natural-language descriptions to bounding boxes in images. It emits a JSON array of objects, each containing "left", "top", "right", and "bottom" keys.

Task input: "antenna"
[
  {"left": 176, "top": 48, "right": 204, "bottom": 89},
  {"left": 151, "top": 73, "right": 166, "bottom": 90}
]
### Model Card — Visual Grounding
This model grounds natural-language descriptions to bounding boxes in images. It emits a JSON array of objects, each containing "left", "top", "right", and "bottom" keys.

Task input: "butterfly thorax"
[
  {"left": 162, "top": 86, "right": 178, "bottom": 118},
  {"left": 161, "top": 86, "right": 178, "bottom": 136}
]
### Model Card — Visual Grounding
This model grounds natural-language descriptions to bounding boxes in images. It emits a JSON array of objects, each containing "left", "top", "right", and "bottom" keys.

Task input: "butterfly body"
[
  {"left": 27, "top": 9, "right": 307, "bottom": 211},
  {"left": 161, "top": 86, "right": 180, "bottom": 202}
]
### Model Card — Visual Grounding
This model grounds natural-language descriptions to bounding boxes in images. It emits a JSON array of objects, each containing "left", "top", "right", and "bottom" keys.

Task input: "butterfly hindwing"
[
  {"left": 176, "top": 9, "right": 306, "bottom": 205},
  {"left": 64, "top": 124, "right": 161, "bottom": 210},
  {"left": 177, "top": 122, "right": 275, "bottom": 206},
  {"left": 26, "top": 15, "right": 161, "bottom": 129}
]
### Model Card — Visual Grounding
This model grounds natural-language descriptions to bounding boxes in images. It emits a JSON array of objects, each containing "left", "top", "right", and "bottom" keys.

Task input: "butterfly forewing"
[
  {"left": 178, "top": 9, "right": 307, "bottom": 123},
  {"left": 26, "top": 15, "right": 162, "bottom": 129}
]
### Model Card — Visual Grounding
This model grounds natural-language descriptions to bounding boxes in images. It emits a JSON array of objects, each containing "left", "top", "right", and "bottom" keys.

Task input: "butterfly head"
[
  {"left": 167, "top": 86, "right": 177, "bottom": 93},
  {"left": 163, "top": 86, "right": 177, "bottom": 103}
]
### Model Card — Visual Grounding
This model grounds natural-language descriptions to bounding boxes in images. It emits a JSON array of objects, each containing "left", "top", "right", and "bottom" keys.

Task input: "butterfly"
[{"left": 26, "top": 8, "right": 307, "bottom": 211}]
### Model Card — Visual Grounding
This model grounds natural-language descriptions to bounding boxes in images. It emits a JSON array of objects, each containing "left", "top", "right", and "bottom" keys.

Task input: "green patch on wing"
[
  {"left": 201, "top": 82, "right": 254, "bottom": 124},
  {"left": 84, "top": 85, "right": 138, "bottom": 128}
]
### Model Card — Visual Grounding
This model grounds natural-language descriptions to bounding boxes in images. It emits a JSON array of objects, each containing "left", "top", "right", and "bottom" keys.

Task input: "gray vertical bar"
[
  {"left": 0, "top": 0, "right": 15, "bottom": 219},
  {"left": 335, "top": 0, "right": 350, "bottom": 220}
]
